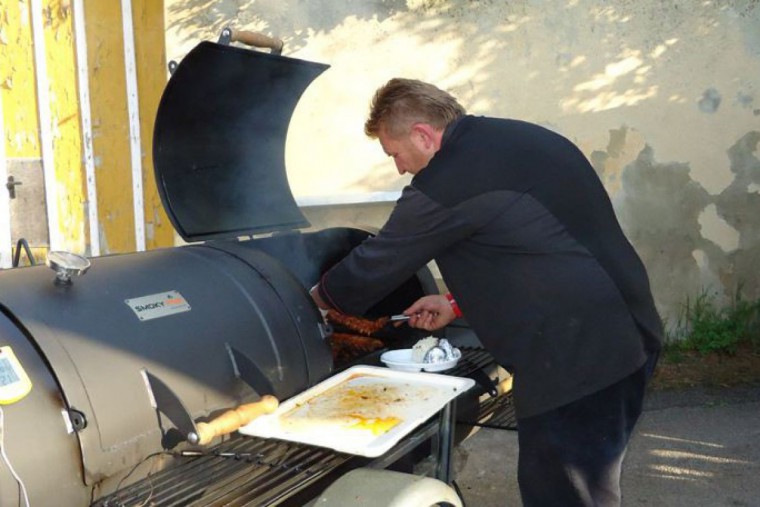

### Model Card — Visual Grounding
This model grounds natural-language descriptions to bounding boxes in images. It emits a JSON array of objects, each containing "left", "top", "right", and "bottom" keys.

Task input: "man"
[{"left": 311, "top": 78, "right": 662, "bottom": 506}]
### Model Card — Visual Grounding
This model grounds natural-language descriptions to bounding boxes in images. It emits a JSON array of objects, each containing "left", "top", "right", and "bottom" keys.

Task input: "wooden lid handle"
[
  {"left": 230, "top": 30, "right": 284, "bottom": 54},
  {"left": 195, "top": 395, "right": 279, "bottom": 446}
]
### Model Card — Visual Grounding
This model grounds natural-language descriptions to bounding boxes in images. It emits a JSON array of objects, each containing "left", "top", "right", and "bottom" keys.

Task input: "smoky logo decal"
[{"left": 126, "top": 291, "right": 191, "bottom": 321}]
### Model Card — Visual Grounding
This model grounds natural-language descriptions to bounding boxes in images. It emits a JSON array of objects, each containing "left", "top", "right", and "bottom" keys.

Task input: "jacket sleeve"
[{"left": 318, "top": 186, "right": 475, "bottom": 315}]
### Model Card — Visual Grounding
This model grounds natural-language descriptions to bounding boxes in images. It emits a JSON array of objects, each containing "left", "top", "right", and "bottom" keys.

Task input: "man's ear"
[{"left": 411, "top": 123, "right": 443, "bottom": 151}]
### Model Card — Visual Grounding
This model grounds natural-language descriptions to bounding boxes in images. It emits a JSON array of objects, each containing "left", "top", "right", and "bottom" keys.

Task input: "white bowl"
[{"left": 380, "top": 348, "right": 460, "bottom": 373}]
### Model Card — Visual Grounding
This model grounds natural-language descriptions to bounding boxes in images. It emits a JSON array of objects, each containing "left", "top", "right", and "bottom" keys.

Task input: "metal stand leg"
[
  {"left": 435, "top": 399, "right": 456, "bottom": 484},
  {"left": 368, "top": 398, "right": 458, "bottom": 484}
]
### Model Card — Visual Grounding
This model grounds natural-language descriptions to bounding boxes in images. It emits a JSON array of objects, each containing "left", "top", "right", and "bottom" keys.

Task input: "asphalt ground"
[{"left": 453, "top": 385, "right": 760, "bottom": 506}]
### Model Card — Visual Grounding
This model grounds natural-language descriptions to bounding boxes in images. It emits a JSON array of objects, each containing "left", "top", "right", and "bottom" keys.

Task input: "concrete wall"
[{"left": 165, "top": 0, "right": 760, "bottom": 325}]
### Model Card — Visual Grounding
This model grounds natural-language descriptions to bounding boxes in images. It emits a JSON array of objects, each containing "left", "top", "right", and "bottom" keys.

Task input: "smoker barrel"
[
  {"left": 0, "top": 230, "right": 441, "bottom": 505},
  {"left": 0, "top": 40, "right": 448, "bottom": 506},
  {"left": 0, "top": 242, "right": 333, "bottom": 500}
]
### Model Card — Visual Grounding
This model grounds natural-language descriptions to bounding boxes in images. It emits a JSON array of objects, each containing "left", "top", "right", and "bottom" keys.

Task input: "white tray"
[{"left": 239, "top": 365, "right": 474, "bottom": 457}]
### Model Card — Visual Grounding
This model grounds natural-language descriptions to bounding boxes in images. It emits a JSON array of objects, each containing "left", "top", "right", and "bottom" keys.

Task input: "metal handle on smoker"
[
  {"left": 219, "top": 27, "right": 284, "bottom": 55},
  {"left": 194, "top": 396, "right": 279, "bottom": 445}
]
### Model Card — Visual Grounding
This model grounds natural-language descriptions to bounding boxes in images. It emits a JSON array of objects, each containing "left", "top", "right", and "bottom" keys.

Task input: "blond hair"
[{"left": 364, "top": 78, "right": 466, "bottom": 139}]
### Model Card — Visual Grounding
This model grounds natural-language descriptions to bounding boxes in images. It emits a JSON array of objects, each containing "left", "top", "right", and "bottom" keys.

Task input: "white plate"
[
  {"left": 380, "top": 348, "right": 461, "bottom": 372},
  {"left": 239, "top": 365, "right": 474, "bottom": 457}
]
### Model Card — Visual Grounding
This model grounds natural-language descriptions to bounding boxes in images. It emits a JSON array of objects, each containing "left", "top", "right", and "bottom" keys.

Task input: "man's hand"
[{"left": 404, "top": 294, "right": 456, "bottom": 331}]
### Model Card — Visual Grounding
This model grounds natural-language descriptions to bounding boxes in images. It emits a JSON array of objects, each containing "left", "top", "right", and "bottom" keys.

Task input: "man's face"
[{"left": 377, "top": 125, "right": 435, "bottom": 176}]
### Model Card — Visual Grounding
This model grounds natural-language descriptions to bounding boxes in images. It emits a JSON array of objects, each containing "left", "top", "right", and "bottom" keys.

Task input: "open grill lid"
[{"left": 153, "top": 41, "right": 329, "bottom": 242}]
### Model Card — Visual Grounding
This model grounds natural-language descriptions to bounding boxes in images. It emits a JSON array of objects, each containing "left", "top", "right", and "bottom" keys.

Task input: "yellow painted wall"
[
  {"left": 133, "top": 0, "right": 173, "bottom": 250},
  {"left": 1, "top": 0, "right": 40, "bottom": 158},
  {"left": 1, "top": 0, "right": 49, "bottom": 264},
  {"left": 82, "top": 0, "right": 171, "bottom": 254},
  {"left": 0, "top": 0, "right": 79, "bottom": 264},
  {"left": 44, "top": 0, "right": 86, "bottom": 253},
  {"left": 83, "top": 1, "right": 135, "bottom": 253},
  {"left": 1, "top": 0, "right": 172, "bottom": 262}
]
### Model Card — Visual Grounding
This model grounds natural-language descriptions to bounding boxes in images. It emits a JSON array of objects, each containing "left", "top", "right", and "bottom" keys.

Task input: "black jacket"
[{"left": 320, "top": 115, "right": 662, "bottom": 418}]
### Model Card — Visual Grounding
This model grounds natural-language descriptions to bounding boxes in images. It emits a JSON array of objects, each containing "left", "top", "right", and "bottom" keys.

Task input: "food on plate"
[
  {"left": 412, "top": 336, "right": 440, "bottom": 362},
  {"left": 278, "top": 377, "right": 419, "bottom": 436},
  {"left": 412, "top": 337, "right": 461, "bottom": 364},
  {"left": 348, "top": 414, "right": 402, "bottom": 435},
  {"left": 326, "top": 310, "right": 389, "bottom": 336}
]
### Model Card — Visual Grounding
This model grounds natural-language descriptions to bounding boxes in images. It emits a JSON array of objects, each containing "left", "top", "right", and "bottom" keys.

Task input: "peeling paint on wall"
[
  {"left": 698, "top": 204, "right": 740, "bottom": 252},
  {"left": 44, "top": 0, "right": 86, "bottom": 254},
  {"left": 614, "top": 145, "right": 709, "bottom": 319},
  {"left": 714, "top": 131, "right": 760, "bottom": 301},
  {"left": 698, "top": 88, "right": 721, "bottom": 113},
  {"left": 691, "top": 249, "right": 722, "bottom": 290},
  {"left": 614, "top": 130, "right": 760, "bottom": 319},
  {"left": 0, "top": 1, "right": 40, "bottom": 159},
  {"left": 132, "top": 0, "right": 173, "bottom": 251},
  {"left": 590, "top": 126, "right": 646, "bottom": 195},
  {"left": 2, "top": 0, "right": 170, "bottom": 258}
]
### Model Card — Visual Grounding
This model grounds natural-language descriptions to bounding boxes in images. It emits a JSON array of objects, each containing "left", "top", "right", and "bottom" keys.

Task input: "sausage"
[
  {"left": 326, "top": 310, "right": 389, "bottom": 336},
  {"left": 331, "top": 333, "right": 385, "bottom": 353}
]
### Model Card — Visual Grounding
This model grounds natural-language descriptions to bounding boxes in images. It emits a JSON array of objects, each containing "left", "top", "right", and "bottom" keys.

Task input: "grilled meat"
[{"left": 326, "top": 310, "right": 389, "bottom": 336}]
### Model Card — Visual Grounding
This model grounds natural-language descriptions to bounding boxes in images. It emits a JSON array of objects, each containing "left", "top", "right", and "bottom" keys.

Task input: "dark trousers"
[{"left": 516, "top": 354, "right": 658, "bottom": 506}]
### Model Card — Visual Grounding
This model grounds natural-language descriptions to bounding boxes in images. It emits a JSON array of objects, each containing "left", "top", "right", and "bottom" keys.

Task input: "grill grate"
[
  {"left": 449, "top": 347, "right": 496, "bottom": 376},
  {"left": 472, "top": 391, "right": 518, "bottom": 430},
  {"left": 93, "top": 438, "right": 353, "bottom": 507},
  {"left": 93, "top": 347, "right": 516, "bottom": 506},
  {"left": 452, "top": 347, "right": 518, "bottom": 431}
]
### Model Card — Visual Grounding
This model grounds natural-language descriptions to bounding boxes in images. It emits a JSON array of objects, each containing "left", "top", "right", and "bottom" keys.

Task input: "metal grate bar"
[
  {"left": 135, "top": 440, "right": 285, "bottom": 505},
  {"left": 216, "top": 456, "right": 347, "bottom": 506},
  {"left": 194, "top": 445, "right": 348, "bottom": 507},
  {"left": 449, "top": 348, "right": 496, "bottom": 376},
  {"left": 472, "top": 391, "right": 518, "bottom": 430},
  {"left": 93, "top": 438, "right": 351, "bottom": 507}
]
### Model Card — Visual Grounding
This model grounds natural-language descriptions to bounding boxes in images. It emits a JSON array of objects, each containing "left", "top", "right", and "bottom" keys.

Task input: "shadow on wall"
[
  {"left": 166, "top": 0, "right": 407, "bottom": 54},
  {"left": 164, "top": 1, "right": 758, "bottom": 116},
  {"left": 164, "top": 1, "right": 760, "bottom": 183},
  {"left": 164, "top": 0, "right": 760, "bottom": 320}
]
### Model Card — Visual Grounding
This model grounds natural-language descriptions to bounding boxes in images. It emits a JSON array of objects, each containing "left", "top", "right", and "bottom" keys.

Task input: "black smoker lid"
[{"left": 153, "top": 41, "right": 329, "bottom": 242}]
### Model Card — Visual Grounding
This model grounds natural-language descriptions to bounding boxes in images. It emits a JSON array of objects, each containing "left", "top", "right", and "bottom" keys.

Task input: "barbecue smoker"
[{"left": 0, "top": 36, "right": 514, "bottom": 507}]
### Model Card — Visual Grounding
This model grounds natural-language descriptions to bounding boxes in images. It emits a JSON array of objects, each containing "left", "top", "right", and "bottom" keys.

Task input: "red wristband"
[{"left": 445, "top": 293, "right": 463, "bottom": 318}]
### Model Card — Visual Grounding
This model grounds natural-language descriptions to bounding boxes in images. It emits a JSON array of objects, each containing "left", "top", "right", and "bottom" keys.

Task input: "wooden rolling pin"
[{"left": 194, "top": 395, "right": 279, "bottom": 446}]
